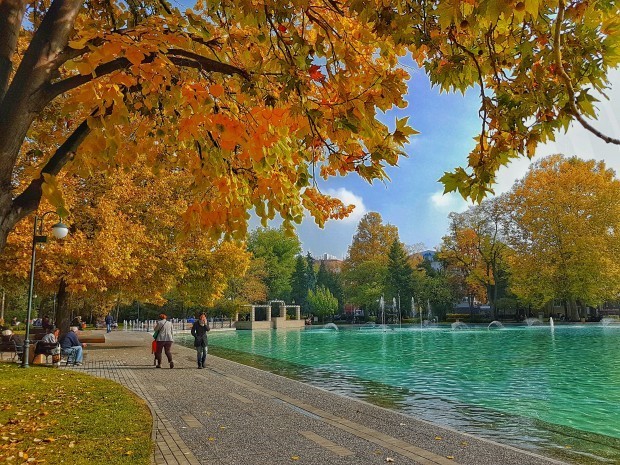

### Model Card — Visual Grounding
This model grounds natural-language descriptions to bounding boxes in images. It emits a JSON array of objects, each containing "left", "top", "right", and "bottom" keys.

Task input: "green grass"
[{"left": 0, "top": 362, "right": 152, "bottom": 464}]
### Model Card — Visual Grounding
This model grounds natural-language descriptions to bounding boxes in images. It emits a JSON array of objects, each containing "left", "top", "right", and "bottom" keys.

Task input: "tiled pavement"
[{"left": 66, "top": 331, "right": 569, "bottom": 465}]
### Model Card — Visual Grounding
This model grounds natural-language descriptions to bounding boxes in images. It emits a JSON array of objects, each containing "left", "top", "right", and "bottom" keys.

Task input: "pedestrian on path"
[
  {"left": 105, "top": 313, "right": 114, "bottom": 333},
  {"left": 153, "top": 313, "right": 174, "bottom": 369},
  {"left": 190, "top": 312, "right": 210, "bottom": 369}
]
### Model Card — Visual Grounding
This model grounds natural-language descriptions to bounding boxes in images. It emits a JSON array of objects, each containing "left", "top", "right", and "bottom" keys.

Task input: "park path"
[{"left": 68, "top": 330, "right": 569, "bottom": 465}]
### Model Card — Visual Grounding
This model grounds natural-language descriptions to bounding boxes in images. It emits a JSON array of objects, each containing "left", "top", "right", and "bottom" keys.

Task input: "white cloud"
[
  {"left": 323, "top": 187, "right": 367, "bottom": 223},
  {"left": 429, "top": 190, "right": 470, "bottom": 213}
]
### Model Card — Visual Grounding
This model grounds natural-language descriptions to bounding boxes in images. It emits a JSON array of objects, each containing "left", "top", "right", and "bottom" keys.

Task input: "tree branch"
[
  {"left": 0, "top": 0, "right": 28, "bottom": 104},
  {"left": 47, "top": 49, "right": 249, "bottom": 100},
  {"left": 553, "top": 0, "right": 620, "bottom": 145},
  {"left": 10, "top": 109, "right": 94, "bottom": 229}
]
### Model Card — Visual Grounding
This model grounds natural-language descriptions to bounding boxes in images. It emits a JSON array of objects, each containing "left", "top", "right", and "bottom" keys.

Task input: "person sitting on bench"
[{"left": 60, "top": 326, "right": 85, "bottom": 365}]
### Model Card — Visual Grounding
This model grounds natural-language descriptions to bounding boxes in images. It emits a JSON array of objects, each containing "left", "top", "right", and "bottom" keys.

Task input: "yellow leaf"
[{"left": 291, "top": 456, "right": 300, "bottom": 461}]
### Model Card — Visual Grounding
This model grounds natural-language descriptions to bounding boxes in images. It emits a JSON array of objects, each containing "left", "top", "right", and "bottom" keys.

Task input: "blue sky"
[{"left": 291, "top": 67, "right": 620, "bottom": 259}]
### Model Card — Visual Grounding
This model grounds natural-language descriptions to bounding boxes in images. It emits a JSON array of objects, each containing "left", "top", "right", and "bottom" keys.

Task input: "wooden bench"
[
  {"left": 79, "top": 334, "right": 106, "bottom": 343},
  {"left": 33, "top": 341, "right": 60, "bottom": 365},
  {"left": 0, "top": 335, "right": 23, "bottom": 362}
]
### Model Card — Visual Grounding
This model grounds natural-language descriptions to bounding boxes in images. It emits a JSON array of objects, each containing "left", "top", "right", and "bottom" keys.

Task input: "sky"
[{"left": 286, "top": 67, "right": 620, "bottom": 259}]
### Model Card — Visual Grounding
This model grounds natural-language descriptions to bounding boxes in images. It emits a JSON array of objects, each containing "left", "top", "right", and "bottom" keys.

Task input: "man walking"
[{"left": 105, "top": 313, "right": 114, "bottom": 333}]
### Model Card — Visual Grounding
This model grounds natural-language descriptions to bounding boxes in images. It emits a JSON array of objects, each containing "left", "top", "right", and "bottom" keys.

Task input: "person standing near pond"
[
  {"left": 153, "top": 313, "right": 174, "bottom": 369},
  {"left": 190, "top": 313, "right": 210, "bottom": 369}
]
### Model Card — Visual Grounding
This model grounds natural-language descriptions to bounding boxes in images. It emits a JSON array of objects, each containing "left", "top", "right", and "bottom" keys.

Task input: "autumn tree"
[
  {"left": 2, "top": 0, "right": 620, "bottom": 255},
  {"left": 438, "top": 215, "right": 488, "bottom": 315},
  {"left": 246, "top": 227, "right": 301, "bottom": 302},
  {"left": 442, "top": 198, "right": 510, "bottom": 318},
  {"left": 343, "top": 212, "right": 399, "bottom": 314},
  {"left": 0, "top": 153, "right": 255, "bottom": 331},
  {"left": 224, "top": 255, "right": 268, "bottom": 307},
  {"left": 505, "top": 155, "right": 620, "bottom": 319}
]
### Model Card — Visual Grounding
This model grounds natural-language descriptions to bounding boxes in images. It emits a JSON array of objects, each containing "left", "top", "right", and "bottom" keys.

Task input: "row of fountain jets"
[{"left": 322, "top": 316, "right": 619, "bottom": 331}]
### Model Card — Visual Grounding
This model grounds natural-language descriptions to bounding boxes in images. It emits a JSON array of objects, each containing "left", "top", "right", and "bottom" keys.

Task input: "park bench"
[
  {"left": 0, "top": 335, "right": 23, "bottom": 362},
  {"left": 59, "top": 333, "right": 106, "bottom": 365},
  {"left": 33, "top": 341, "right": 61, "bottom": 365}
]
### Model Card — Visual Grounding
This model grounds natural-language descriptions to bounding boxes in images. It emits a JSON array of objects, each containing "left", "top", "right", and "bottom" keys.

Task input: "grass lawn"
[{"left": 0, "top": 362, "right": 152, "bottom": 464}]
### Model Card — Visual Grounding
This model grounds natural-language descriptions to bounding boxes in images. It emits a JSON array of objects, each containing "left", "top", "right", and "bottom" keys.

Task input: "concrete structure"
[{"left": 235, "top": 300, "right": 304, "bottom": 330}]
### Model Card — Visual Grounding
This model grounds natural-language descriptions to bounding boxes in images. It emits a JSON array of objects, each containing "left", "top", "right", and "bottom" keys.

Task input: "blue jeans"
[
  {"left": 62, "top": 345, "right": 83, "bottom": 363},
  {"left": 196, "top": 346, "right": 207, "bottom": 366},
  {"left": 106, "top": 323, "right": 112, "bottom": 333}
]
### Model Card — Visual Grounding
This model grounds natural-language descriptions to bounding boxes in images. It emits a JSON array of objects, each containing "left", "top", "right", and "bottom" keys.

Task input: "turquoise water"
[{"left": 188, "top": 324, "right": 620, "bottom": 464}]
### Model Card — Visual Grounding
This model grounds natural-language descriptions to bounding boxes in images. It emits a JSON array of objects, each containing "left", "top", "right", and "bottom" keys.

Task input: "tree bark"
[
  {"left": 54, "top": 277, "right": 70, "bottom": 335},
  {"left": 567, "top": 299, "right": 579, "bottom": 321}
]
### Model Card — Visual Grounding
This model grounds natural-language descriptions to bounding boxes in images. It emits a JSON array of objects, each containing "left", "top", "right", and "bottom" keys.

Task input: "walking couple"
[{"left": 152, "top": 313, "right": 210, "bottom": 369}]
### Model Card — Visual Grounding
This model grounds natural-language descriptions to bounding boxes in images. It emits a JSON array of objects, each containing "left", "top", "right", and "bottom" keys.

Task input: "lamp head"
[{"left": 51, "top": 222, "right": 69, "bottom": 239}]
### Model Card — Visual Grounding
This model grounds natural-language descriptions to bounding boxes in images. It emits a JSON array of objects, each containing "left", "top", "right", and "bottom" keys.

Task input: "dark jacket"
[
  {"left": 190, "top": 321, "right": 210, "bottom": 347},
  {"left": 60, "top": 331, "right": 80, "bottom": 350}
]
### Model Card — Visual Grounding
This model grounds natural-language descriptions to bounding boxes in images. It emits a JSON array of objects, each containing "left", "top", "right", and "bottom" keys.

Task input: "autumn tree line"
[
  {"left": 6, "top": 153, "right": 618, "bottom": 326},
  {"left": 341, "top": 154, "right": 620, "bottom": 322}
]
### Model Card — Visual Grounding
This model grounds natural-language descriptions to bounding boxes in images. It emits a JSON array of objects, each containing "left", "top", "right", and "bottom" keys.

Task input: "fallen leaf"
[
  {"left": 291, "top": 456, "right": 299, "bottom": 461},
  {"left": 435, "top": 436, "right": 442, "bottom": 440},
  {"left": 386, "top": 458, "right": 395, "bottom": 463},
  {"left": 447, "top": 456, "right": 454, "bottom": 460}
]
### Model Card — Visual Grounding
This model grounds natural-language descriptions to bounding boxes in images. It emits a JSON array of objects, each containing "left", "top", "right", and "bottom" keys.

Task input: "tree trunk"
[
  {"left": 567, "top": 299, "right": 580, "bottom": 321},
  {"left": 54, "top": 278, "right": 70, "bottom": 334}
]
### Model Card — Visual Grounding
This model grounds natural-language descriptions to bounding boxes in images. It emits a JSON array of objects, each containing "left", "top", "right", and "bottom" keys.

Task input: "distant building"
[
  {"left": 315, "top": 253, "right": 343, "bottom": 273},
  {"left": 419, "top": 249, "right": 442, "bottom": 272}
]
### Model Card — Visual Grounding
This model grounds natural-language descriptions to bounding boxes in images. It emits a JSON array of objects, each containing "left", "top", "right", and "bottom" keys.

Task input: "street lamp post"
[{"left": 21, "top": 212, "right": 69, "bottom": 368}]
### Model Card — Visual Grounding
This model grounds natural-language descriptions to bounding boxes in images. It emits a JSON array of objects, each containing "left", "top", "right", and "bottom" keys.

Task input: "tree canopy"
[
  {"left": 2, "top": 0, "right": 619, "bottom": 255},
  {"left": 506, "top": 154, "right": 620, "bottom": 318}
]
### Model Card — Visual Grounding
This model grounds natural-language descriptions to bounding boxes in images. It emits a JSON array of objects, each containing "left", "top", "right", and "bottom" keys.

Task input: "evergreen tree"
[
  {"left": 316, "top": 261, "right": 330, "bottom": 289},
  {"left": 385, "top": 239, "right": 414, "bottom": 313},
  {"left": 290, "top": 255, "right": 309, "bottom": 311},
  {"left": 308, "top": 286, "right": 339, "bottom": 323},
  {"left": 305, "top": 252, "right": 317, "bottom": 292},
  {"left": 316, "top": 261, "right": 345, "bottom": 313}
]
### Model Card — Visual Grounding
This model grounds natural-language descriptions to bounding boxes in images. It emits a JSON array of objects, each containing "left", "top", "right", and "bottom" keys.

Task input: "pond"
[{"left": 182, "top": 323, "right": 620, "bottom": 464}]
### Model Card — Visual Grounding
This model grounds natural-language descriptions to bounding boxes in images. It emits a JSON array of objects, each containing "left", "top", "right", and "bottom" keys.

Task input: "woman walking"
[
  {"left": 191, "top": 313, "right": 210, "bottom": 368},
  {"left": 153, "top": 313, "right": 174, "bottom": 368}
]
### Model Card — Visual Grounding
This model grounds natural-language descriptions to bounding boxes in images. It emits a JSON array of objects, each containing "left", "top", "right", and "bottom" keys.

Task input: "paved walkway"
[{"left": 68, "top": 330, "right": 568, "bottom": 465}]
